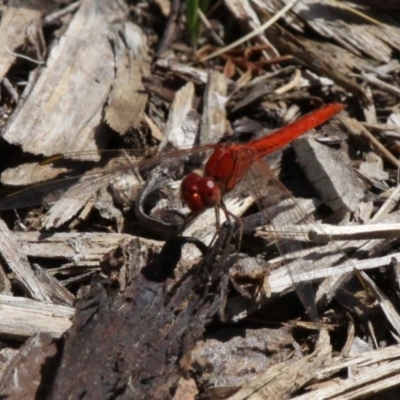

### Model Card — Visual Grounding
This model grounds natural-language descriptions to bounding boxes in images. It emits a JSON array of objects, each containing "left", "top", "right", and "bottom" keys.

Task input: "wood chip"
[
  {"left": 15, "top": 231, "right": 161, "bottom": 265},
  {"left": 296, "top": 344, "right": 400, "bottom": 399},
  {"left": 0, "top": 333, "right": 58, "bottom": 398},
  {"left": 3, "top": 0, "right": 400, "bottom": 397},
  {"left": 160, "top": 81, "right": 198, "bottom": 149},
  {"left": 228, "top": 329, "right": 331, "bottom": 400},
  {"left": 340, "top": 115, "right": 400, "bottom": 169},
  {"left": 199, "top": 71, "right": 228, "bottom": 144},
  {"left": 0, "top": 218, "right": 59, "bottom": 302},
  {"left": 0, "top": 295, "right": 74, "bottom": 339},
  {"left": 105, "top": 21, "right": 150, "bottom": 134},
  {"left": 0, "top": 1, "right": 52, "bottom": 82},
  {"left": 293, "top": 136, "right": 364, "bottom": 215},
  {"left": 2, "top": 0, "right": 124, "bottom": 158}
]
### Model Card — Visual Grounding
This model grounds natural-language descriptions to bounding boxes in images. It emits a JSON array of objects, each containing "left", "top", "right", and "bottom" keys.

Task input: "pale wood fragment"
[
  {"left": 277, "top": 251, "right": 400, "bottom": 293},
  {"left": 264, "top": 0, "right": 400, "bottom": 73},
  {"left": 357, "top": 161, "right": 389, "bottom": 183},
  {"left": 182, "top": 195, "right": 255, "bottom": 260},
  {"left": 173, "top": 378, "right": 199, "bottom": 400},
  {"left": 42, "top": 195, "right": 92, "bottom": 229},
  {"left": 0, "top": 219, "right": 55, "bottom": 302},
  {"left": 240, "top": 0, "right": 368, "bottom": 101},
  {"left": 160, "top": 81, "right": 198, "bottom": 149},
  {"left": 291, "top": 0, "right": 392, "bottom": 63},
  {"left": 0, "top": 348, "right": 18, "bottom": 381},
  {"left": 2, "top": 77, "right": 19, "bottom": 103},
  {"left": 228, "top": 329, "right": 331, "bottom": 400},
  {"left": 15, "top": 231, "right": 161, "bottom": 265},
  {"left": 295, "top": 348, "right": 400, "bottom": 399},
  {"left": 105, "top": 22, "right": 150, "bottom": 134},
  {"left": 261, "top": 208, "right": 400, "bottom": 300},
  {"left": 153, "top": 0, "right": 171, "bottom": 17},
  {"left": 2, "top": 0, "right": 124, "bottom": 158},
  {"left": 1, "top": 161, "right": 68, "bottom": 186},
  {"left": 0, "top": 295, "right": 74, "bottom": 339},
  {"left": 41, "top": 156, "right": 142, "bottom": 229},
  {"left": 315, "top": 210, "right": 400, "bottom": 307},
  {"left": 293, "top": 136, "right": 364, "bottom": 215},
  {"left": 259, "top": 221, "right": 400, "bottom": 241},
  {"left": 43, "top": 1, "right": 80, "bottom": 24},
  {"left": 384, "top": 111, "right": 400, "bottom": 139},
  {"left": 222, "top": 0, "right": 280, "bottom": 59},
  {"left": 0, "top": 0, "right": 51, "bottom": 82},
  {"left": 307, "top": 222, "right": 400, "bottom": 241},
  {"left": 156, "top": 59, "right": 210, "bottom": 84},
  {"left": 31, "top": 263, "right": 75, "bottom": 306},
  {"left": 359, "top": 272, "right": 400, "bottom": 341},
  {"left": 363, "top": 73, "right": 400, "bottom": 99},
  {"left": 199, "top": 71, "right": 228, "bottom": 144},
  {"left": 354, "top": 201, "right": 374, "bottom": 224}
]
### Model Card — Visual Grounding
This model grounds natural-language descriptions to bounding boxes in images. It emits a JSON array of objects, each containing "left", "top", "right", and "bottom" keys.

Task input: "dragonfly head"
[{"left": 181, "top": 173, "right": 221, "bottom": 213}]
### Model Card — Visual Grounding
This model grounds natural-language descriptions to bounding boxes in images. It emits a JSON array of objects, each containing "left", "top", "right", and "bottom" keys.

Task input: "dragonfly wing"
[
  {"left": 0, "top": 145, "right": 217, "bottom": 210},
  {"left": 0, "top": 175, "right": 83, "bottom": 210},
  {"left": 247, "top": 158, "right": 343, "bottom": 321}
]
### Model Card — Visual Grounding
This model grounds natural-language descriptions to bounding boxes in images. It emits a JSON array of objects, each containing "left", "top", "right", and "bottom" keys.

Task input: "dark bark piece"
[
  {"left": 135, "top": 163, "right": 186, "bottom": 239},
  {"left": 0, "top": 333, "right": 59, "bottom": 400},
  {"left": 155, "top": 0, "right": 182, "bottom": 59},
  {"left": 48, "top": 225, "right": 234, "bottom": 399},
  {"left": 350, "top": 0, "right": 400, "bottom": 10}
]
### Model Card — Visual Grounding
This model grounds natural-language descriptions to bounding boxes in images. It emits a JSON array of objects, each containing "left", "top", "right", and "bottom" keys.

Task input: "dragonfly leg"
[
  {"left": 219, "top": 200, "right": 243, "bottom": 250},
  {"left": 178, "top": 204, "right": 242, "bottom": 250}
]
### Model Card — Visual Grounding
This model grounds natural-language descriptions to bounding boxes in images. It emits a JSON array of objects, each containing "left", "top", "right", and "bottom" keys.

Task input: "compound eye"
[
  {"left": 181, "top": 173, "right": 205, "bottom": 213},
  {"left": 181, "top": 174, "right": 221, "bottom": 212},
  {"left": 197, "top": 177, "right": 221, "bottom": 208}
]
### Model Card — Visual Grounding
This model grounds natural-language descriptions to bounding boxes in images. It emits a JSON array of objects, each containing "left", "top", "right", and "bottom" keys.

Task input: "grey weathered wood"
[
  {"left": 160, "top": 81, "right": 198, "bottom": 149},
  {"left": 105, "top": 21, "right": 150, "bottom": 134},
  {"left": 0, "top": 295, "right": 74, "bottom": 339},
  {"left": 156, "top": 59, "right": 210, "bottom": 84},
  {"left": 2, "top": 0, "right": 124, "bottom": 158},
  {"left": 293, "top": 137, "right": 364, "bottom": 215},
  {"left": 294, "top": 344, "right": 400, "bottom": 399},
  {"left": 229, "top": 329, "right": 331, "bottom": 400},
  {"left": 200, "top": 71, "right": 228, "bottom": 144},
  {"left": 0, "top": 0, "right": 52, "bottom": 82},
  {"left": 16, "top": 231, "right": 161, "bottom": 264},
  {"left": 0, "top": 219, "right": 55, "bottom": 302}
]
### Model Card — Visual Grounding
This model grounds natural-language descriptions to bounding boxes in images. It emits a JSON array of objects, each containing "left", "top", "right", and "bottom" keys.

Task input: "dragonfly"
[
  {"left": 179, "top": 103, "right": 345, "bottom": 320},
  {"left": 0, "top": 103, "right": 345, "bottom": 320},
  {"left": 181, "top": 103, "right": 344, "bottom": 221}
]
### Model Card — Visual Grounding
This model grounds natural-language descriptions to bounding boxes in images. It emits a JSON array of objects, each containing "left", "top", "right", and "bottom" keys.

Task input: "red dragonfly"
[
  {"left": 181, "top": 103, "right": 344, "bottom": 218},
  {"left": 0, "top": 103, "right": 345, "bottom": 319},
  {"left": 179, "top": 103, "right": 345, "bottom": 320}
]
